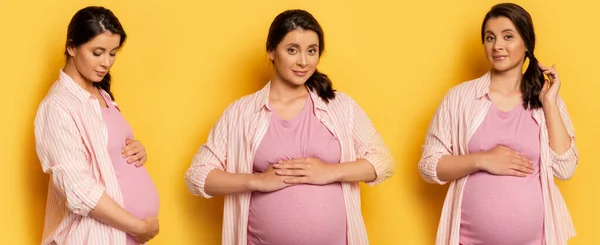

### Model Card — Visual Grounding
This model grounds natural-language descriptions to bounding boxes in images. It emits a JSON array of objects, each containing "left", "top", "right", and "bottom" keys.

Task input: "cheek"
[
  {"left": 483, "top": 44, "right": 493, "bottom": 57},
  {"left": 74, "top": 55, "right": 90, "bottom": 72},
  {"left": 510, "top": 41, "right": 526, "bottom": 52},
  {"left": 107, "top": 56, "right": 117, "bottom": 68},
  {"left": 79, "top": 53, "right": 98, "bottom": 68},
  {"left": 308, "top": 55, "right": 319, "bottom": 66},
  {"left": 274, "top": 53, "right": 295, "bottom": 69}
]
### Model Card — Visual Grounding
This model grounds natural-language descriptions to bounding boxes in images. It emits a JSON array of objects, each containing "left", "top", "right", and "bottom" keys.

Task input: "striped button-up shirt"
[
  {"left": 34, "top": 70, "right": 126, "bottom": 245},
  {"left": 185, "top": 82, "right": 395, "bottom": 245},
  {"left": 419, "top": 72, "right": 578, "bottom": 245}
]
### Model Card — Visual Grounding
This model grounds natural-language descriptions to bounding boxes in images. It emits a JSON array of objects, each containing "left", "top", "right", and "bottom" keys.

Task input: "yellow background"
[{"left": 1, "top": 0, "right": 597, "bottom": 244}]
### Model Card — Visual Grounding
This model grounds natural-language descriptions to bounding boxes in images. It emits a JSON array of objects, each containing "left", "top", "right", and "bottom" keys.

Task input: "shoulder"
[
  {"left": 327, "top": 91, "right": 356, "bottom": 108},
  {"left": 37, "top": 82, "right": 80, "bottom": 117},
  {"left": 445, "top": 78, "right": 481, "bottom": 101}
]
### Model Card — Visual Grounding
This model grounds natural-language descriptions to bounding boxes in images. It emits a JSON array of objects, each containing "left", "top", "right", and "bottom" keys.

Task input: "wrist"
[
  {"left": 542, "top": 99, "right": 559, "bottom": 110},
  {"left": 247, "top": 173, "right": 261, "bottom": 192},
  {"left": 330, "top": 164, "right": 343, "bottom": 182},
  {"left": 129, "top": 218, "right": 146, "bottom": 236},
  {"left": 472, "top": 152, "right": 486, "bottom": 171}
]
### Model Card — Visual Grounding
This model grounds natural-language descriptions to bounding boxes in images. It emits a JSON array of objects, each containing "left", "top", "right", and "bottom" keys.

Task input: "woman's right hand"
[
  {"left": 478, "top": 145, "right": 534, "bottom": 177},
  {"left": 250, "top": 166, "right": 292, "bottom": 192},
  {"left": 131, "top": 216, "right": 159, "bottom": 244}
]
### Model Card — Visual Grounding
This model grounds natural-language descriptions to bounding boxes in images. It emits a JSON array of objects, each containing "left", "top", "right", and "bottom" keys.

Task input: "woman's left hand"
[
  {"left": 122, "top": 139, "right": 147, "bottom": 167},
  {"left": 273, "top": 158, "right": 338, "bottom": 185},
  {"left": 538, "top": 63, "right": 561, "bottom": 106}
]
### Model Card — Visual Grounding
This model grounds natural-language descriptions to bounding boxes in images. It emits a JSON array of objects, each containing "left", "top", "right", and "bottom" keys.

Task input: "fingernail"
[{"left": 273, "top": 164, "right": 279, "bottom": 167}]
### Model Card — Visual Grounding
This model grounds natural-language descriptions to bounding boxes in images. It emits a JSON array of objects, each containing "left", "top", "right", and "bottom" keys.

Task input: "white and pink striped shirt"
[
  {"left": 34, "top": 70, "right": 127, "bottom": 245},
  {"left": 419, "top": 72, "right": 578, "bottom": 245},
  {"left": 185, "top": 82, "right": 395, "bottom": 245}
]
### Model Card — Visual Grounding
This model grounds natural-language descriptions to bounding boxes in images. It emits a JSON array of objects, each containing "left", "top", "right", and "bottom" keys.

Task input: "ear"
[
  {"left": 66, "top": 42, "right": 76, "bottom": 57},
  {"left": 268, "top": 50, "right": 275, "bottom": 62}
]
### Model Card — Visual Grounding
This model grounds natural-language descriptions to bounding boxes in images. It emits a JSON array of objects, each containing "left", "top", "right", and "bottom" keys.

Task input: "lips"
[
  {"left": 95, "top": 71, "right": 107, "bottom": 76},
  {"left": 493, "top": 55, "right": 508, "bottom": 61},
  {"left": 292, "top": 70, "right": 308, "bottom": 77}
]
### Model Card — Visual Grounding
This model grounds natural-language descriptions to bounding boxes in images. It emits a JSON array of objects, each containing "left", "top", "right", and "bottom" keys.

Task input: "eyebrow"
[
  {"left": 485, "top": 29, "right": 515, "bottom": 35},
  {"left": 285, "top": 43, "right": 319, "bottom": 48},
  {"left": 92, "top": 47, "right": 120, "bottom": 52}
]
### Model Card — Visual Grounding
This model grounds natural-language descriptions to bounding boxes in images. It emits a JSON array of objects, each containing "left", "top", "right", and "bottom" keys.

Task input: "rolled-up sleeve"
[
  {"left": 185, "top": 107, "right": 229, "bottom": 198},
  {"left": 418, "top": 94, "right": 453, "bottom": 185},
  {"left": 549, "top": 96, "right": 578, "bottom": 180},
  {"left": 350, "top": 99, "right": 395, "bottom": 186},
  {"left": 34, "top": 102, "right": 105, "bottom": 216}
]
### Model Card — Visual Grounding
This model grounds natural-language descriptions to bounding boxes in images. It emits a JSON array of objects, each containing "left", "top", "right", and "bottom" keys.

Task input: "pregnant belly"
[
  {"left": 110, "top": 153, "right": 160, "bottom": 218},
  {"left": 248, "top": 183, "right": 347, "bottom": 245},
  {"left": 460, "top": 171, "right": 544, "bottom": 245}
]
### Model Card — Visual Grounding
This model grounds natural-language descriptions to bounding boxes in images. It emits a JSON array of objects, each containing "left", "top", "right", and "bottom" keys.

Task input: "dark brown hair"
[
  {"left": 266, "top": 9, "right": 335, "bottom": 103},
  {"left": 482, "top": 3, "right": 543, "bottom": 109},
  {"left": 65, "top": 6, "right": 126, "bottom": 101}
]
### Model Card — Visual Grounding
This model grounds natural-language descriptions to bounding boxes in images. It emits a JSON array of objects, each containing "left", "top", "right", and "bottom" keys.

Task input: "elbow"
[
  {"left": 553, "top": 160, "right": 578, "bottom": 181},
  {"left": 381, "top": 157, "right": 396, "bottom": 179},
  {"left": 184, "top": 168, "right": 213, "bottom": 199},
  {"left": 418, "top": 160, "right": 446, "bottom": 185},
  {"left": 65, "top": 183, "right": 105, "bottom": 216},
  {"left": 550, "top": 145, "right": 578, "bottom": 181},
  {"left": 364, "top": 152, "right": 395, "bottom": 186}
]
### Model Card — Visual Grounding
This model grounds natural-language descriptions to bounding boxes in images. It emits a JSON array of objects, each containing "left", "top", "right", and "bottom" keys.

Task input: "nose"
[
  {"left": 492, "top": 40, "right": 504, "bottom": 52},
  {"left": 297, "top": 53, "right": 307, "bottom": 67},
  {"left": 100, "top": 54, "right": 111, "bottom": 68}
]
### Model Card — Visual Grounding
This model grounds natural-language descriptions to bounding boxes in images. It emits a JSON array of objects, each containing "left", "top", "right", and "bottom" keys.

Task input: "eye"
[
  {"left": 504, "top": 35, "right": 514, "bottom": 40},
  {"left": 308, "top": 49, "right": 317, "bottom": 55},
  {"left": 109, "top": 52, "right": 117, "bottom": 57},
  {"left": 287, "top": 48, "right": 297, "bottom": 54},
  {"left": 93, "top": 52, "right": 102, "bottom": 57},
  {"left": 485, "top": 35, "right": 495, "bottom": 42}
]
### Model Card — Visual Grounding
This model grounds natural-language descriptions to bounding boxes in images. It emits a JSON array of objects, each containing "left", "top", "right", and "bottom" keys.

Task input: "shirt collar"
[{"left": 254, "top": 81, "right": 329, "bottom": 112}]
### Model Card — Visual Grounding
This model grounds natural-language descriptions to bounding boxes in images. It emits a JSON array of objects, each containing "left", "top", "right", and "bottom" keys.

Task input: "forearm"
[
  {"left": 204, "top": 169, "right": 257, "bottom": 196},
  {"left": 334, "top": 159, "right": 377, "bottom": 183},
  {"left": 89, "top": 192, "right": 144, "bottom": 235},
  {"left": 436, "top": 154, "right": 482, "bottom": 182},
  {"left": 544, "top": 103, "right": 572, "bottom": 155}
]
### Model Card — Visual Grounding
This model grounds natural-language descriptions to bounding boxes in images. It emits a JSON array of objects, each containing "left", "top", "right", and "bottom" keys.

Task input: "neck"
[
  {"left": 270, "top": 74, "right": 308, "bottom": 102},
  {"left": 490, "top": 65, "right": 523, "bottom": 95},
  {"left": 63, "top": 59, "right": 96, "bottom": 94}
]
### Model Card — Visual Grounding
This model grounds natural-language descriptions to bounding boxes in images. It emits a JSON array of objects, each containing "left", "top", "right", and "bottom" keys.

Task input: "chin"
[
  {"left": 89, "top": 75, "right": 105, "bottom": 83},
  {"left": 284, "top": 76, "right": 309, "bottom": 86}
]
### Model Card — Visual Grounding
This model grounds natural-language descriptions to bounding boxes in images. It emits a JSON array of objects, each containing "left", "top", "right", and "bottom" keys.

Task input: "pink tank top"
[
  {"left": 247, "top": 95, "right": 347, "bottom": 245},
  {"left": 460, "top": 102, "right": 544, "bottom": 245},
  {"left": 100, "top": 93, "right": 160, "bottom": 245}
]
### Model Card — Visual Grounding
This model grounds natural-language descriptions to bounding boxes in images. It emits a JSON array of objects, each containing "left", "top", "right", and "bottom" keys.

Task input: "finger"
[
  {"left": 509, "top": 169, "right": 527, "bottom": 177},
  {"left": 122, "top": 141, "right": 139, "bottom": 153},
  {"left": 276, "top": 169, "right": 306, "bottom": 176},
  {"left": 284, "top": 177, "right": 309, "bottom": 184},
  {"left": 513, "top": 154, "right": 534, "bottom": 168},
  {"left": 135, "top": 156, "right": 147, "bottom": 167},
  {"left": 510, "top": 161, "right": 533, "bottom": 174},
  {"left": 537, "top": 62, "right": 550, "bottom": 71},
  {"left": 126, "top": 155, "right": 136, "bottom": 164},
  {"left": 125, "top": 144, "right": 144, "bottom": 157},
  {"left": 543, "top": 70, "right": 557, "bottom": 79},
  {"left": 274, "top": 162, "right": 307, "bottom": 169},
  {"left": 511, "top": 158, "right": 533, "bottom": 173},
  {"left": 278, "top": 158, "right": 307, "bottom": 165},
  {"left": 127, "top": 152, "right": 145, "bottom": 164}
]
